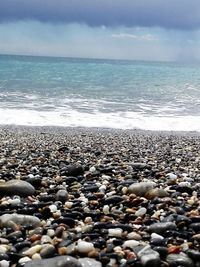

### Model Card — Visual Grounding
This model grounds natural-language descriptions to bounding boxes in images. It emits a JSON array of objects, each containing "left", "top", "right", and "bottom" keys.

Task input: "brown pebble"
[
  {"left": 29, "top": 234, "right": 42, "bottom": 242},
  {"left": 58, "top": 247, "right": 67, "bottom": 255},
  {"left": 88, "top": 250, "right": 99, "bottom": 258},
  {"left": 192, "top": 233, "right": 200, "bottom": 241}
]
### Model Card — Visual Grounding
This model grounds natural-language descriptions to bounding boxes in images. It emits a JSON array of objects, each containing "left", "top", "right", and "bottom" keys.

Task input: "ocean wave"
[{"left": 0, "top": 108, "right": 200, "bottom": 131}]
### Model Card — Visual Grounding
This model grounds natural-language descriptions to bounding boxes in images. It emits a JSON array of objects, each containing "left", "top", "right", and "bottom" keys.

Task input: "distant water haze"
[{"left": 0, "top": 54, "right": 200, "bottom": 131}]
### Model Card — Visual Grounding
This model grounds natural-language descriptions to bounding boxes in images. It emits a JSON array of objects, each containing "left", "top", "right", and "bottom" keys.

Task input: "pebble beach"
[{"left": 0, "top": 126, "right": 200, "bottom": 267}]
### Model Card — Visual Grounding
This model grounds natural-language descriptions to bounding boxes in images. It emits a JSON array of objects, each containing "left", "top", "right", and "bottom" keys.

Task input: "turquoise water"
[{"left": 0, "top": 54, "right": 200, "bottom": 130}]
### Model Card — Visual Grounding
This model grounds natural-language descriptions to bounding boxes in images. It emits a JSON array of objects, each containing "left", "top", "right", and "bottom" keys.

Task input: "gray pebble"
[
  {"left": 0, "top": 180, "right": 35, "bottom": 196},
  {"left": 24, "top": 256, "right": 82, "bottom": 267}
]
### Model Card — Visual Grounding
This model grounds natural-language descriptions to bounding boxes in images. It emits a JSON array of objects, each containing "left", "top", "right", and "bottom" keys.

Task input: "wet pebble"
[
  {"left": 166, "top": 253, "right": 194, "bottom": 267},
  {"left": 24, "top": 255, "right": 82, "bottom": 267}
]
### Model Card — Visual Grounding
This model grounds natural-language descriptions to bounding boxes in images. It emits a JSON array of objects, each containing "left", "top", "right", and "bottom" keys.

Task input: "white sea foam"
[{"left": 1, "top": 108, "right": 200, "bottom": 131}]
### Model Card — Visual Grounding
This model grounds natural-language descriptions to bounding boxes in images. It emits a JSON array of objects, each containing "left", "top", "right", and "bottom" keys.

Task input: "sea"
[{"left": 0, "top": 54, "right": 200, "bottom": 131}]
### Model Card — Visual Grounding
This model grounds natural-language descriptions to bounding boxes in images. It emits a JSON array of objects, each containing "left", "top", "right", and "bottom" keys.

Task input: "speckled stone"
[{"left": 24, "top": 256, "right": 82, "bottom": 267}]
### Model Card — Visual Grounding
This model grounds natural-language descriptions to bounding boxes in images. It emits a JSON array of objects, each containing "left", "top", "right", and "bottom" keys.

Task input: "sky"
[{"left": 0, "top": 0, "right": 200, "bottom": 62}]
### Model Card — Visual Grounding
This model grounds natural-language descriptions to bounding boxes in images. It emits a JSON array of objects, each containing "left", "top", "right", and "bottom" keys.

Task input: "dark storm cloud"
[{"left": 0, "top": 0, "right": 200, "bottom": 30}]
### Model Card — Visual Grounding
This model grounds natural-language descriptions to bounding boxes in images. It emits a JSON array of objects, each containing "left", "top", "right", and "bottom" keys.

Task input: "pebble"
[
  {"left": 122, "top": 240, "right": 140, "bottom": 249},
  {"left": 0, "top": 260, "right": 9, "bottom": 267},
  {"left": 0, "top": 180, "right": 35, "bottom": 196},
  {"left": 23, "top": 244, "right": 42, "bottom": 256},
  {"left": 108, "top": 228, "right": 123, "bottom": 238},
  {"left": 166, "top": 253, "right": 194, "bottom": 267},
  {"left": 137, "top": 245, "right": 161, "bottom": 267},
  {"left": 135, "top": 207, "right": 147, "bottom": 217},
  {"left": 148, "top": 222, "right": 177, "bottom": 235},
  {"left": 151, "top": 233, "right": 164, "bottom": 240},
  {"left": 40, "top": 245, "right": 56, "bottom": 258},
  {"left": 76, "top": 240, "right": 94, "bottom": 254},
  {"left": 24, "top": 255, "right": 82, "bottom": 267},
  {"left": 56, "top": 189, "right": 68, "bottom": 202},
  {"left": 128, "top": 182, "right": 156, "bottom": 196},
  {"left": 0, "top": 214, "right": 41, "bottom": 229},
  {"left": 18, "top": 257, "right": 31, "bottom": 264}
]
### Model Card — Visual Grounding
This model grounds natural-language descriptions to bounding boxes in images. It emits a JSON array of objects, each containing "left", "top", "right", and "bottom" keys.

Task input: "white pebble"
[
  {"left": 106, "top": 190, "right": 116, "bottom": 197},
  {"left": 78, "top": 197, "right": 88, "bottom": 204},
  {"left": 89, "top": 166, "right": 96, "bottom": 172},
  {"left": 7, "top": 198, "right": 21, "bottom": 205},
  {"left": 0, "top": 260, "right": 9, "bottom": 267},
  {"left": 0, "top": 245, "right": 9, "bottom": 254},
  {"left": 108, "top": 228, "right": 123, "bottom": 238},
  {"left": 175, "top": 158, "right": 181, "bottom": 163},
  {"left": 166, "top": 173, "right": 177, "bottom": 179},
  {"left": 103, "top": 205, "right": 110, "bottom": 215},
  {"left": 76, "top": 240, "right": 94, "bottom": 253},
  {"left": 18, "top": 257, "right": 31, "bottom": 264},
  {"left": 179, "top": 182, "right": 191, "bottom": 187},
  {"left": 151, "top": 233, "right": 164, "bottom": 240},
  {"left": 28, "top": 174, "right": 34, "bottom": 178},
  {"left": 135, "top": 207, "right": 147, "bottom": 217},
  {"left": 127, "top": 232, "right": 141, "bottom": 240},
  {"left": 102, "top": 175, "right": 110, "bottom": 180},
  {"left": 99, "top": 185, "right": 106, "bottom": 192},
  {"left": 123, "top": 240, "right": 140, "bottom": 249},
  {"left": 49, "top": 204, "right": 57, "bottom": 213},
  {"left": 65, "top": 201, "right": 73, "bottom": 209}
]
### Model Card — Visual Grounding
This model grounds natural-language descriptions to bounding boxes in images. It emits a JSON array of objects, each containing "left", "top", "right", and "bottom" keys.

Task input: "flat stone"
[
  {"left": 24, "top": 256, "right": 82, "bottom": 267},
  {"left": 128, "top": 182, "right": 156, "bottom": 196},
  {"left": 0, "top": 214, "right": 40, "bottom": 229},
  {"left": 0, "top": 180, "right": 35, "bottom": 196},
  {"left": 148, "top": 222, "right": 177, "bottom": 235}
]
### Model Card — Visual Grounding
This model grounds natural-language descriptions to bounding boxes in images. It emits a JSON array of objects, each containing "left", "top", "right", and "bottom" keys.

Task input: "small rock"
[
  {"left": 137, "top": 245, "right": 160, "bottom": 267},
  {"left": 65, "top": 165, "right": 84, "bottom": 176},
  {"left": 151, "top": 233, "right": 164, "bottom": 240},
  {"left": 166, "top": 173, "right": 177, "bottom": 180},
  {"left": 166, "top": 253, "right": 194, "bottom": 267},
  {"left": 135, "top": 207, "right": 147, "bottom": 217},
  {"left": 123, "top": 240, "right": 140, "bottom": 249},
  {"left": 108, "top": 228, "right": 123, "bottom": 238},
  {"left": 23, "top": 245, "right": 42, "bottom": 256},
  {"left": 40, "top": 245, "right": 56, "bottom": 258},
  {"left": 128, "top": 182, "right": 156, "bottom": 196},
  {"left": 76, "top": 240, "right": 94, "bottom": 254},
  {"left": 148, "top": 222, "right": 177, "bottom": 235},
  {"left": 0, "top": 259, "right": 9, "bottom": 267},
  {"left": 56, "top": 189, "right": 68, "bottom": 202}
]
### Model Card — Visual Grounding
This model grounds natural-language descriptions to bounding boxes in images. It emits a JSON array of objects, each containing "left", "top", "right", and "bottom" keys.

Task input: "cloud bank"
[{"left": 0, "top": 0, "right": 200, "bottom": 30}]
